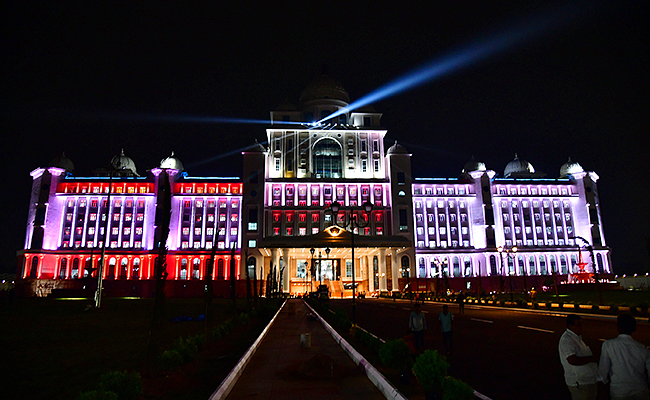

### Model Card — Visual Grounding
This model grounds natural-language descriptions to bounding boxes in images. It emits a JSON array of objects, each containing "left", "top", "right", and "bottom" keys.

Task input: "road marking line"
[
  {"left": 518, "top": 326, "right": 554, "bottom": 333},
  {"left": 471, "top": 318, "right": 493, "bottom": 324}
]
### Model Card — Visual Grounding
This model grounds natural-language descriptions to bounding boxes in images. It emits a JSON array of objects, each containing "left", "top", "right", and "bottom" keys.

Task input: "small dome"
[
  {"left": 247, "top": 139, "right": 266, "bottom": 153},
  {"left": 387, "top": 140, "right": 408, "bottom": 154},
  {"left": 160, "top": 151, "right": 184, "bottom": 171},
  {"left": 462, "top": 156, "right": 486, "bottom": 174},
  {"left": 299, "top": 74, "right": 350, "bottom": 105},
  {"left": 559, "top": 157, "right": 584, "bottom": 177},
  {"left": 504, "top": 153, "right": 535, "bottom": 178},
  {"left": 49, "top": 152, "right": 75, "bottom": 173},
  {"left": 110, "top": 149, "right": 138, "bottom": 175}
]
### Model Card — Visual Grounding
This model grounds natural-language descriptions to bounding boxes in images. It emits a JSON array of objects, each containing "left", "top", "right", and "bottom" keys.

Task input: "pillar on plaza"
[
  {"left": 282, "top": 248, "right": 290, "bottom": 293},
  {"left": 391, "top": 248, "right": 399, "bottom": 291},
  {"left": 379, "top": 248, "right": 387, "bottom": 291},
  {"left": 270, "top": 248, "right": 278, "bottom": 291},
  {"left": 366, "top": 255, "right": 374, "bottom": 292}
]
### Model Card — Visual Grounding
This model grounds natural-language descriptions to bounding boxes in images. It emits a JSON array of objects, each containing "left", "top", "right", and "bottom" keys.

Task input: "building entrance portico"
[{"left": 249, "top": 227, "right": 412, "bottom": 296}]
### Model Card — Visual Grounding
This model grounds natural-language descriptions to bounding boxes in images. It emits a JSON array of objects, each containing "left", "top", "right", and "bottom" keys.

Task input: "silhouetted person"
[
  {"left": 457, "top": 291, "right": 465, "bottom": 314},
  {"left": 559, "top": 314, "right": 598, "bottom": 400},
  {"left": 438, "top": 304, "right": 453, "bottom": 355},
  {"left": 599, "top": 314, "right": 650, "bottom": 400},
  {"left": 409, "top": 303, "right": 426, "bottom": 351}
]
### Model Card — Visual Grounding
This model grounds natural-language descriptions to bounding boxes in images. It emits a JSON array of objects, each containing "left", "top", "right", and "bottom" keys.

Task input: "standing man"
[
  {"left": 558, "top": 314, "right": 599, "bottom": 400},
  {"left": 438, "top": 304, "right": 453, "bottom": 355},
  {"left": 409, "top": 303, "right": 427, "bottom": 352},
  {"left": 457, "top": 291, "right": 465, "bottom": 314},
  {"left": 599, "top": 314, "right": 650, "bottom": 400}
]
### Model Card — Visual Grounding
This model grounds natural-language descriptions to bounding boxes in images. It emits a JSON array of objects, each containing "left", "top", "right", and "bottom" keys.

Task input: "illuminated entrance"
[{"left": 315, "top": 259, "right": 340, "bottom": 281}]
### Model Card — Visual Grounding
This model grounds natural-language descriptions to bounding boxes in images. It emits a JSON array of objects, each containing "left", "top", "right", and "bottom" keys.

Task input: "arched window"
[
  {"left": 133, "top": 258, "right": 140, "bottom": 280},
  {"left": 419, "top": 258, "right": 426, "bottom": 278},
  {"left": 108, "top": 257, "right": 116, "bottom": 279},
  {"left": 247, "top": 257, "right": 257, "bottom": 280},
  {"left": 71, "top": 258, "right": 80, "bottom": 279},
  {"left": 549, "top": 256, "right": 557, "bottom": 275},
  {"left": 217, "top": 259, "right": 224, "bottom": 279},
  {"left": 507, "top": 256, "right": 514, "bottom": 275},
  {"left": 464, "top": 257, "right": 472, "bottom": 277},
  {"left": 539, "top": 256, "right": 547, "bottom": 275},
  {"left": 571, "top": 255, "right": 578, "bottom": 273},
  {"left": 490, "top": 255, "right": 498, "bottom": 276},
  {"left": 452, "top": 257, "right": 460, "bottom": 277},
  {"left": 560, "top": 255, "right": 568, "bottom": 275},
  {"left": 529, "top": 256, "right": 537, "bottom": 275},
  {"left": 518, "top": 255, "right": 525, "bottom": 276},
  {"left": 192, "top": 258, "right": 200, "bottom": 279},
  {"left": 312, "top": 138, "right": 342, "bottom": 178},
  {"left": 29, "top": 257, "right": 39, "bottom": 278},
  {"left": 180, "top": 259, "right": 188, "bottom": 280},
  {"left": 59, "top": 258, "right": 68, "bottom": 279},
  {"left": 119, "top": 258, "right": 128, "bottom": 279},
  {"left": 596, "top": 254, "right": 604, "bottom": 273},
  {"left": 84, "top": 257, "right": 92, "bottom": 277}
]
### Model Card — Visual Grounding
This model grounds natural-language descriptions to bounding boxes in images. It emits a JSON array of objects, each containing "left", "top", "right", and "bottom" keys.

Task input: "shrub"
[
  {"left": 546, "top": 302, "right": 552, "bottom": 310},
  {"left": 574, "top": 303, "right": 581, "bottom": 310},
  {"left": 591, "top": 304, "right": 600, "bottom": 311},
  {"left": 608, "top": 303, "right": 619, "bottom": 314},
  {"left": 413, "top": 350, "right": 449, "bottom": 396},
  {"left": 515, "top": 298, "right": 527, "bottom": 308},
  {"left": 238, "top": 312, "right": 250, "bottom": 325},
  {"left": 379, "top": 339, "right": 413, "bottom": 372},
  {"left": 174, "top": 336, "right": 199, "bottom": 363},
  {"left": 533, "top": 302, "right": 539, "bottom": 309},
  {"left": 97, "top": 371, "right": 142, "bottom": 400},
  {"left": 499, "top": 300, "right": 506, "bottom": 307},
  {"left": 638, "top": 301, "right": 649, "bottom": 315},
  {"left": 158, "top": 350, "right": 182, "bottom": 370},
  {"left": 77, "top": 390, "right": 119, "bottom": 400},
  {"left": 443, "top": 376, "right": 474, "bottom": 400},
  {"left": 558, "top": 301, "right": 564, "bottom": 310}
]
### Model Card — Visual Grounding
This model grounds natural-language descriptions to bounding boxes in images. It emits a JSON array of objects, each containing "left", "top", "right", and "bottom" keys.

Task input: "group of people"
[
  {"left": 559, "top": 313, "right": 650, "bottom": 400},
  {"left": 408, "top": 302, "right": 454, "bottom": 355}
]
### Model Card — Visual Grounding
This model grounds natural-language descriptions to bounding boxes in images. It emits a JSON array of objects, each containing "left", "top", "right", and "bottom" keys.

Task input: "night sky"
[{"left": 2, "top": 2, "right": 648, "bottom": 275}]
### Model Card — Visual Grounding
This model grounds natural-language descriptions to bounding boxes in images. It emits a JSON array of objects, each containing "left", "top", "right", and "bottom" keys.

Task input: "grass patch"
[{"left": 0, "top": 297, "right": 270, "bottom": 400}]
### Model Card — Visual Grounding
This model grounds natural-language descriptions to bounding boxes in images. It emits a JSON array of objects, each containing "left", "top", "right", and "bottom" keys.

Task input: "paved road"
[{"left": 331, "top": 298, "right": 650, "bottom": 400}]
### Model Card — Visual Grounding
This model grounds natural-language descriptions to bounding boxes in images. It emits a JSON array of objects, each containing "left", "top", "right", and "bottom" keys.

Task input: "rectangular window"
[
  {"left": 361, "top": 160, "right": 367, "bottom": 172},
  {"left": 399, "top": 209, "right": 408, "bottom": 231},
  {"left": 373, "top": 160, "right": 380, "bottom": 172}
]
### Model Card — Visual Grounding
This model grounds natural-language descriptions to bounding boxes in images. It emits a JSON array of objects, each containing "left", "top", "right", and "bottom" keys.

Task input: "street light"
[
  {"left": 328, "top": 200, "right": 373, "bottom": 327},
  {"left": 497, "top": 246, "right": 517, "bottom": 303},
  {"left": 399, "top": 266, "right": 411, "bottom": 301},
  {"left": 433, "top": 257, "right": 448, "bottom": 296},
  {"left": 309, "top": 247, "right": 315, "bottom": 295}
]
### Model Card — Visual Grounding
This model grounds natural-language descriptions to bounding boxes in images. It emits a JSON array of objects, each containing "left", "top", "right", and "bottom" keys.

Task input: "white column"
[
  {"left": 379, "top": 248, "right": 387, "bottom": 291},
  {"left": 367, "top": 255, "right": 374, "bottom": 292},
  {"left": 282, "top": 248, "right": 290, "bottom": 293},
  {"left": 391, "top": 248, "right": 399, "bottom": 292}
]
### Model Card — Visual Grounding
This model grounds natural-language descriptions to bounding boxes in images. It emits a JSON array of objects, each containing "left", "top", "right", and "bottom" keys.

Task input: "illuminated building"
[{"left": 17, "top": 75, "right": 611, "bottom": 297}]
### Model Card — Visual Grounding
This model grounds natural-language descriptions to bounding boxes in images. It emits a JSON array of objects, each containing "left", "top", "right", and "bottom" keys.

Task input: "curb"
[{"left": 208, "top": 299, "right": 286, "bottom": 400}]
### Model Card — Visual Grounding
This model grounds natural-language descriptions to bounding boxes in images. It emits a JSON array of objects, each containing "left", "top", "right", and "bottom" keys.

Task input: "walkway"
[{"left": 223, "top": 299, "right": 386, "bottom": 400}]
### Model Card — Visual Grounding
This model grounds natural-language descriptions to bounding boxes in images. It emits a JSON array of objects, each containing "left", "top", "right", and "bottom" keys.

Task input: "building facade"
[{"left": 17, "top": 75, "right": 611, "bottom": 297}]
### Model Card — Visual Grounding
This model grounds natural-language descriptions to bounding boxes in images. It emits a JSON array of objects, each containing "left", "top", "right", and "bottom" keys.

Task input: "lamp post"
[
  {"left": 309, "top": 247, "right": 315, "bottom": 294},
  {"left": 328, "top": 200, "right": 373, "bottom": 327},
  {"left": 571, "top": 236, "right": 603, "bottom": 306},
  {"left": 498, "top": 246, "right": 517, "bottom": 303},
  {"left": 399, "top": 266, "right": 411, "bottom": 302},
  {"left": 433, "top": 257, "right": 448, "bottom": 296}
]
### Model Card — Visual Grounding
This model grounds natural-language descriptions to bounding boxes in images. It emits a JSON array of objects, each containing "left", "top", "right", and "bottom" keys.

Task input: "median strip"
[
  {"left": 471, "top": 318, "right": 493, "bottom": 324},
  {"left": 517, "top": 326, "right": 554, "bottom": 333}
]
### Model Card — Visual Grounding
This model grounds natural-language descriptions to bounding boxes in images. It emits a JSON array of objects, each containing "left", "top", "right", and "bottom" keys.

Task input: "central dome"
[
  {"left": 504, "top": 153, "right": 535, "bottom": 178},
  {"left": 299, "top": 74, "right": 350, "bottom": 105}
]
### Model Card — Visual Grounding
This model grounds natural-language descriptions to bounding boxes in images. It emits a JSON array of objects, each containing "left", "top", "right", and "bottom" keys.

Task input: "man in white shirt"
[
  {"left": 559, "top": 314, "right": 599, "bottom": 400},
  {"left": 599, "top": 314, "right": 650, "bottom": 400}
]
